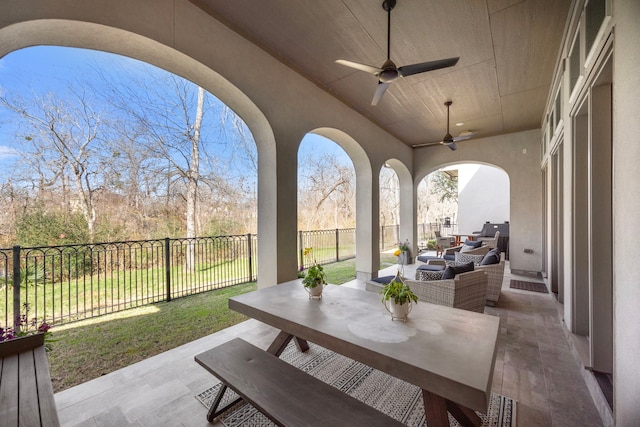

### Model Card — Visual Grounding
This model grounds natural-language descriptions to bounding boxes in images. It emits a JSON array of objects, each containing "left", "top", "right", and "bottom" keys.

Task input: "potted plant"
[
  {"left": 380, "top": 273, "right": 418, "bottom": 321},
  {"left": 301, "top": 248, "right": 327, "bottom": 299}
]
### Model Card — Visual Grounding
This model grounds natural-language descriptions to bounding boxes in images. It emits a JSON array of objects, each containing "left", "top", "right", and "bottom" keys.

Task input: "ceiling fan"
[
  {"left": 335, "top": 0, "right": 459, "bottom": 106},
  {"left": 413, "top": 101, "right": 476, "bottom": 150}
]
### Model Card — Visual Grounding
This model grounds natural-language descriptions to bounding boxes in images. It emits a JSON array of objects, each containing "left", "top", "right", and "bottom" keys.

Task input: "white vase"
[
  {"left": 397, "top": 251, "right": 408, "bottom": 265},
  {"left": 306, "top": 282, "right": 324, "bottom": 299}
]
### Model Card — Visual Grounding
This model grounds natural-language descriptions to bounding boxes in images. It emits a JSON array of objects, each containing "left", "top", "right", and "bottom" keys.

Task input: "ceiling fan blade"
[
  {"left": 335, "top": 59, "right": 382, "bottom": 75},
  {"left": 398, "top": 57, "right": 460, "bottom": 77},
  {"left": 446, "top": 142, "right": 458, "bottom": 151},
  {"left": 412, "top": 141, "right": 441, "bottom": 148},
  {"left": 372, "top": 82, "right": 390, "bottom": 106},
  {"left": 452, "top": 130, "right": 477, "bottom": 142}
]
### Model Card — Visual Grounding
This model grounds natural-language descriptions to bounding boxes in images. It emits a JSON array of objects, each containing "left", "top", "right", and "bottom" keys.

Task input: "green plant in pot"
[
  {"left": 380, "top": 273, "right": 418, "bottom": 321},
  {"left": 302, "top": 248, "right": 327, "bottom": 299}
]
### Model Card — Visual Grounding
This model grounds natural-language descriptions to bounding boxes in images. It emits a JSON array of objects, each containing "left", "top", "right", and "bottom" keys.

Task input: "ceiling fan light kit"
[{"left": 335, "top": 0, "right": 459, "bottom": 106}]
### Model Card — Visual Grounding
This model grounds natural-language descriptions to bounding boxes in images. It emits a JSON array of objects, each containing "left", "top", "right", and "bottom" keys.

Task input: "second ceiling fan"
[
  {"left": 335, "top": 0, "right": 459, "bottom": 106},
  {"left": 413, "top": 101, "right": 476, "bottom": 151}
]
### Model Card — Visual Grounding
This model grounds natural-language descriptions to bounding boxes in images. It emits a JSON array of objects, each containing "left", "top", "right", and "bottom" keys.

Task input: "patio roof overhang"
[{"left": 1, "top": 0, "right": 551, "bottom": 285}]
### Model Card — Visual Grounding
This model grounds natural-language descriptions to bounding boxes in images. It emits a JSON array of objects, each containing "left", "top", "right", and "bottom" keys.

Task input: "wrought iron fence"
[
  {"left": 0, "top": 223, "right": 459, "bottom": 331},
  {"left": 0, "top": 234, "right": 258, "bottom": 331},
  {"left": 298, "top": 228, "right": 356, "bottom": 269}
]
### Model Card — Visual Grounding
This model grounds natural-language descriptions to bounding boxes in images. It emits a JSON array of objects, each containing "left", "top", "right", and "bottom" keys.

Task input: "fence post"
[
  {"left": 12, "top": 245, "right": 21, "bottom": 333},
  {"left": 335, "top": 229, "right": 339, "bottom": 262},
  {"left": 380, "top": 226, "right": 384, "bottom": 251},
  {"left": 247, "top": 233, "right": 253, "bottom": 282},
  {"left": 164, "top": 238, "right": 171, "bottom": 302},
  {"left": 298, "top": 231, "right": 304, "bottom": 270}
]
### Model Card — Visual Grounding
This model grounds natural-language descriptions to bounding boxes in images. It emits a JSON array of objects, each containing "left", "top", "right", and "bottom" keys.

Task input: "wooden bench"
[
  {"left": 0, "top": 333, "right": 60, "bottom": 427},
  {"left": 195, "top": 338, "right": 405, "bottom": 426}
]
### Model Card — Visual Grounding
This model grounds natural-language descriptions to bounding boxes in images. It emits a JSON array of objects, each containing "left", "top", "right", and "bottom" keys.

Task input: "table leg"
[
  {"left": 422, "top": 389, "right": 481, "bottom": 427},
  {"left": 266, "top": 330, "right": 309, "bottom": 356},
  {"left": 422, "top": 389, "right": 450, "bottom": 427},
  {"left": 445, "top": 400, "right": 482, "bottom": 427}
]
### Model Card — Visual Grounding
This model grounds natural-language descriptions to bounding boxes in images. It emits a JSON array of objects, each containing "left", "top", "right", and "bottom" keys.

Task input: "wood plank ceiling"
[{"left": 190, "top": 0, "right": 571, "bottom": 148}]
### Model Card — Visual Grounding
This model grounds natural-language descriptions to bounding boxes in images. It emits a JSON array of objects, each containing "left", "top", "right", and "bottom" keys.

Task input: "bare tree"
[
  {"left": 298, "top": 153, "right": 355, "bottom": 229},
  {"left": 1, "top": 89, "right": 104, "bottom": 242},
  {"left": 379, "top": 166, "right": 399, "bottom": 228}
]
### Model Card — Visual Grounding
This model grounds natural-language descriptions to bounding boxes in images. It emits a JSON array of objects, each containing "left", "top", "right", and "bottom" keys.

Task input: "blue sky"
[{"left": 0, "top": 46, "right": 350, "bottom": 174}]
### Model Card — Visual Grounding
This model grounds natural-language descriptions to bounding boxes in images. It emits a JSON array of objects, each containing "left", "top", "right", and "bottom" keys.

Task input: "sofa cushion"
[
  {"left": 416, "top": 255, "right": 441, "bottom": 263},
  {"left": 454, "top": 251, "right": 485, "bottom": 266},
  {"left": 416, "top": 269, "right": 445, "bottom": 281},
  {"left": 443, "top": 254, "right": 456, "bottom": 261},
  {"left": 442, "top": 261, "right": 474, "bottom": 280},
  {"left": 371, "top": 275, "right": 395, "bottom": 284},
  {"left": 480, "top": 248, "right": 501, "bottom": 265}
]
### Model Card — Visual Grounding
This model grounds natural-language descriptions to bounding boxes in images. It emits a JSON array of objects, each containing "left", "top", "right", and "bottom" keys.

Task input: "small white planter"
[
  {"left": 385, "top": 300, "right": 412, "bottom": 322},
  {"left": 305, "top": 282, "right": 324, "bottom": 299}
]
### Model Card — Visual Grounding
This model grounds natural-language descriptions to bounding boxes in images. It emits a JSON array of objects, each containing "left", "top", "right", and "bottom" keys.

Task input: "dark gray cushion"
[
  {"left": 371, "top": 275, "right": 395, "bottom": 284},
  {"left": 480, "top": 248, "right": 501, "bottom": 265},
  {"left": 464, "top": 239, "right": 483, "bottom": 248},
  {"left": 417, "top": 255, "right": 441, "bottom": 263},
  {"left": 442, "top": 261, "right": 474, "bottom": 280},
  {"left": 443, "top": 254, "right": 455, "bottom": 261}
]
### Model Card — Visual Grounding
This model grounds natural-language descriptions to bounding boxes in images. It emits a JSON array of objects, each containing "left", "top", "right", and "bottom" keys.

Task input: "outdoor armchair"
[{"left": 404, "top": 270, "right": 488, "bottom": 313}]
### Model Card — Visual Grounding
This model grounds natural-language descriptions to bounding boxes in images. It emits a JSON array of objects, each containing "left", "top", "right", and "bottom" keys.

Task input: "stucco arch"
[
  {"left": 414, "top": 130, "right": 542, "bottom": 271},
  {"left": 0, "top": 18, "right": 280, "bottom": 287},
  {"left": 308, "top": 128, "right": 377, "bottom": 279},
  {"left": 380, "top": 159, "right": 416, "bottom": 259}
]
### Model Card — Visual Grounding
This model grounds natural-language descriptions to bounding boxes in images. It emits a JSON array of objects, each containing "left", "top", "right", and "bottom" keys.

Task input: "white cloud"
[{"left": 0, "top": 146, "right": 20, "bottom": 158}]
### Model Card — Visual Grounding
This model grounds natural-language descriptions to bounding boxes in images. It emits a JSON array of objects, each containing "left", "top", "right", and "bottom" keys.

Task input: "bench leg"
[
  {"left": 267, "top": 331, "right": 309, "bottom": 356},
  {"left": 207, "top": 384, "right": 243, "bottom": 422}
]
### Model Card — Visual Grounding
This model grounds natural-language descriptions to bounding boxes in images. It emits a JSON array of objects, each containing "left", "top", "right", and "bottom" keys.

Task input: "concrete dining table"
[{"left": 228, "top": 280, "right": 500, "bottom": 426}]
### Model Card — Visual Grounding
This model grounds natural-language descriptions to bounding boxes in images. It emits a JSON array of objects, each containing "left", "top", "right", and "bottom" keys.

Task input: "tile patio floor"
[{"left": 54, "top": 258, "right": 606, "bottom": 427}]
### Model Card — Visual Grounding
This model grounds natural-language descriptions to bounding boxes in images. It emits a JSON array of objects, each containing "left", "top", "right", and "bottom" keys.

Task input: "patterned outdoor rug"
[
  {"left": 510, "top": 279, "right": 549, "bottom": 293},
  {"left": 195, "top": 341, "right": 516, "bottom": 426}
]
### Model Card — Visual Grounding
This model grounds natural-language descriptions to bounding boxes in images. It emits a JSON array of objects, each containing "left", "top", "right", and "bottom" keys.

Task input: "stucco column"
[
  {"left": 257, "top": 130, "right": 301, "bottom": 288},
  {"left": 356, "top": 169, "right": 378, "bottom": 281}
]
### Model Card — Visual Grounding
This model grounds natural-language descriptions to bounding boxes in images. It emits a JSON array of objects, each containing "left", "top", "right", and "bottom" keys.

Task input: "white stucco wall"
[
  {"left": 457, "top": 164, "right": 510, "bottom": 232},
  {"left": 414, "top": 129, "right": 542, "bottom": 273},
  {"left": 612, "top": 0, "right": 640, "bottom": 422}
]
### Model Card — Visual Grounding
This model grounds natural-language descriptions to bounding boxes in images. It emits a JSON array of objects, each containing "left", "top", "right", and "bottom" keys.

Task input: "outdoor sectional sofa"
[
  {"left": 366, "top": 268, "right": 489, "bottom": 314},
  {"left": 418, "top": 248, "right": 505, "bottom": 306}
]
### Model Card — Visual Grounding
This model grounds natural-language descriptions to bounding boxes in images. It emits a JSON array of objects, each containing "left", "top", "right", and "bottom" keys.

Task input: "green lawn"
[{"left": 46, "top": 256, "right": 389, "bottom": 392}]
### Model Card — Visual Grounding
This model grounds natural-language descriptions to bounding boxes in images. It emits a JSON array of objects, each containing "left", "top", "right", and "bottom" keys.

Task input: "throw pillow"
[
  {"left": 460, "top": 244, "right": 475, "bottom": 253},
  {"left": 480, "top": 248, "right": 501, "bottom": 265},
  {"left": 416, "top": 269, "right": 444, "bottom": 281},
  {"left": 464, "top": 239, "right": 483, "bottom": 248},
  {"left": 455, "top": 251, "right": 485, "bottom": 266},
  {"left": 441, "top": 261, "right": 474, "bottom": 280}
]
